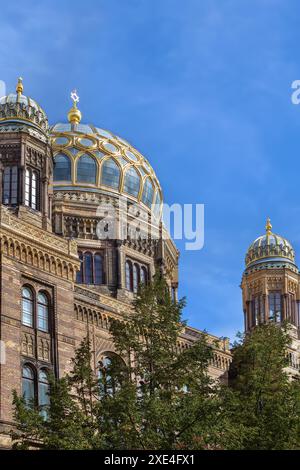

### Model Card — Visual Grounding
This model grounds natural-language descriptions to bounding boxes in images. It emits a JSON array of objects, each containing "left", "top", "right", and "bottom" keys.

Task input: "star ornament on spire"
[
  {"left": 71, "top": 89, "right": 79, "bottom": 105},
  {"left": 68, "top": 89, "right": 82, "bottom": 124}
]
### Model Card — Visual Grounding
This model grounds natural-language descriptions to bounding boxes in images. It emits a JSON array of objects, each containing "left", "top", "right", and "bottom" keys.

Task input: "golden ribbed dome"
[
  {"left": 50, "top": 91, "right": 162, "bottom": 216},
  {"left": 0, "top": 78, "right": 48, "bottom": 133},
  {"left": 245, "top": 218, "right": 296, "bottom": 269}
]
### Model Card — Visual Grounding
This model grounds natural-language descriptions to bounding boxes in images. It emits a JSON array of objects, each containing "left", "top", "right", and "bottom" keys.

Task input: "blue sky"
[{"left": 1, "top": 0, "right": 300, "bottom": 341}]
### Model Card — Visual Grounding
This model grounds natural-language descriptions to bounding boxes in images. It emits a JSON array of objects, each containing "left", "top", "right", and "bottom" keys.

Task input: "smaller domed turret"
[
  {"left": 245, "top": 218, "right": 296, "bottom": 271},
  {"left": 0, "top": 78, "right": 48, "bottom": 133}
]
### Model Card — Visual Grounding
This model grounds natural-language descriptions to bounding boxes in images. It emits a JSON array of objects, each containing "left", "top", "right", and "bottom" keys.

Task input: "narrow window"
[
  {"left": 140, "top": 266, "right": 148, "bottom": 285},
  {"left": 76, "top": 155, "right": 96, "bottom": 184},
  {"left": 269, "top": 291, "right": 282, "bottom": 322},
  {"left": 25, "top": 169, "right": 30, "bottom": 207},
  {"left": 125, "top": 260, "right": 133, "bottom": 291},
  {"left": 84, "top": 252, "right": 93, "bottom": 284},
  {"left": 54, "top": 154, "right": 71, "bottom": 181},
  {"left": 101, "top": 158, "right": 120, "bottom": 189},
  {"left": 141, "top": 178, "right": 154, "bottom": 207},
  {"left": 38, "top": 370, "right": 50, "bottom": 419},
  {"left": 31, "top": 171, "right": 37, "bottom": 210},
  {"left": 124, "top": 167, "right": 140, "bottom": 197},
  {"left": 22, "top": 365, "right": 35, "bottom": 405},
  {"left": 76, "top": 251, "right": 83, "bottom": 283},
  {"left": 94, "top": 253, "right": 103, "bottom": 285},
  {"left": 3, "top": 166, "right": 18, "bottom": 205},
  {"left": 133, "top": 264, "right": 139, "bottom": 293},
  {"left": 22, "top": 287, "right": 34, "bottom": 327},
  {"left": 25, "top": 168, "right": 39, "bottom": 210},
  {"left": 37, "top": 292, "right": 49, "bottom": 332}
]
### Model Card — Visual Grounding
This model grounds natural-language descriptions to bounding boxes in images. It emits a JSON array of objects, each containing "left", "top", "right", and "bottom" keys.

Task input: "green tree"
[
  {"left": 98, "top": 273, "right": 222, "bottom": 450},
  {"left": 12, "top": 338, "right": 102, "bottom": 449},
  {"left": 222, "top": 323, "right": 300, "bottom": 450}
]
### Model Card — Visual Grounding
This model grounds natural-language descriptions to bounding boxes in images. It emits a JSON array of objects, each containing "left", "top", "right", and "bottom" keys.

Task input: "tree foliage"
[
  {"left": 221, "top": 323, "right": 300, "bottom": 449},
  {"left": 12, "top": 276, "right": 300, "bottom": 450}
]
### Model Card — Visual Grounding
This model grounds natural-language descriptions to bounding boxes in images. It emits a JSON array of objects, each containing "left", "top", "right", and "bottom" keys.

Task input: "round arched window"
[
  {"left": 22, "top": 287, "right": 34, "bottom": 327},
  {"left": 38, "top": 369, "right": 50, "bottom": 419},
  {"left": 101, "top": 158, "right": 120, "bottom": 189},
  {"left": 37, "top": 292, "right": 49, "bottom": 332},
  {"left": 123, "top": 167, "right": 140, "bottom": 197},
  {"left": 22, "top": 365, "right": 35, "bottom": 405},
  {"left": 142, "top": 178, "right": 154, "bottom": 207},
  {"left": 54, "top": 154, "right": 71, "bottom": 182},
  {"left": 76, "top": 154, "right": 96, "bottom": 184}
]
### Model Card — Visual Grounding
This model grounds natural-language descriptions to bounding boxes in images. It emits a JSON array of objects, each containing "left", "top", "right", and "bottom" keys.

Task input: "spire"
[
  {"left": 265, "top": 217, "right": 272, "bottom": 235},
  {"left": 68, "top": 89, "right": 82, "bottom": 125},
  {"left": 16, "top": 77, "right": 23, "bottom": 95}
]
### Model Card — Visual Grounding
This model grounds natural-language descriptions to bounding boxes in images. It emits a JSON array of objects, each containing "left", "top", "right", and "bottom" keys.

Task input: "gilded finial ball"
[
  {"left": 16, "top": 77, "right": 23, "bottom": 95},
  {"left": 265, "top": 217, "right": 272, "bottom": 234},
  {"left": 68, "top": 106, "right": 82, "bottom": 124}
]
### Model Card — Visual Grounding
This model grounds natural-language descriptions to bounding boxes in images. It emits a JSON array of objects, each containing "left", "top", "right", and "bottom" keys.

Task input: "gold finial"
[
  {"left": 68, "top": 89, "right": 82, "bottom": 124},
  {"left": 16, "top": 77, "right": 23, "bottom": 95},
  {"left": 265, "top": 217, "right": 272, "bottom": 235}
]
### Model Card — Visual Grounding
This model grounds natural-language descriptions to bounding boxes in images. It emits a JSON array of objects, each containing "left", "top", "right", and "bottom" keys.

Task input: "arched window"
[
  {"left": 22, "top": 287, "right": 34, "bottom": 327},
  {"left": 76, "top": 251, "right": 83, "bottom": 283},
  {"left": 269, "top": 292, "right": 281, "bottom": 323},
  {"left": 101, "top": 158, "right": 120, "bottom": 189},
  {"left": 38, "top": 370, "right": 50, "bottom": 419},
  {"left": 3, "top": 166, "right": 18, "bottom": 205},
  {"left": 22, "top": 365, "right": 35, "bottom": 405},
  {"left": 37, "top": 293, "right": 49, "bottom": 332},
  {"left": 94, "top": 253, "right": 103, "bottom": 285},
  {"left": 98, "top": 354, "right": 124, "bottom": 396},
  {"left": 76, "top": 251, "right": 104, "bottom": 285},
  {"left": 84, "top": 252, "right": 93, "bottom": 284},
  {"left": 133, "top": 264, "right": 139, "bottom": 293},
  {"left": 124, "top": 167, "right": 140, "bottom": 197},
  {"left": 25, "top": 168, "right": 39, "bottom": 210},
  {"left": 76, "top": 155, "right": 96, "bottom": 184},
  {"left": 98, "top": 356, "right": 113, "bottom": 396},
  {"left": 140, "top": 266, "right": 148, "bottom": 285},
  {"left": 125, "top": 260, "right": 133, "bottom": 291},
  {"left": 54, "top": 154, "right": 71, "bottom": 181},
  {"left": 141, "top": 178, "right": 154, "bottom": 207}
]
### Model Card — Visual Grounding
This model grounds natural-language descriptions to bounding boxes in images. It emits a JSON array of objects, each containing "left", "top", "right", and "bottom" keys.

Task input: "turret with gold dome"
[
  {"left": 245, "top": 218, "right": 297, "bottom": 273},
  {"left": 241, "top": 218, "right": 300, "bottom": 374},
  {"left": 0, "top": 77, "right": 48, "bottom": 135},
  {"left": 241, "top": 218, "right": 300, "bottom": 341},
  {"left": 0, "top": 78, "right": 52, "bottom": 230}
]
